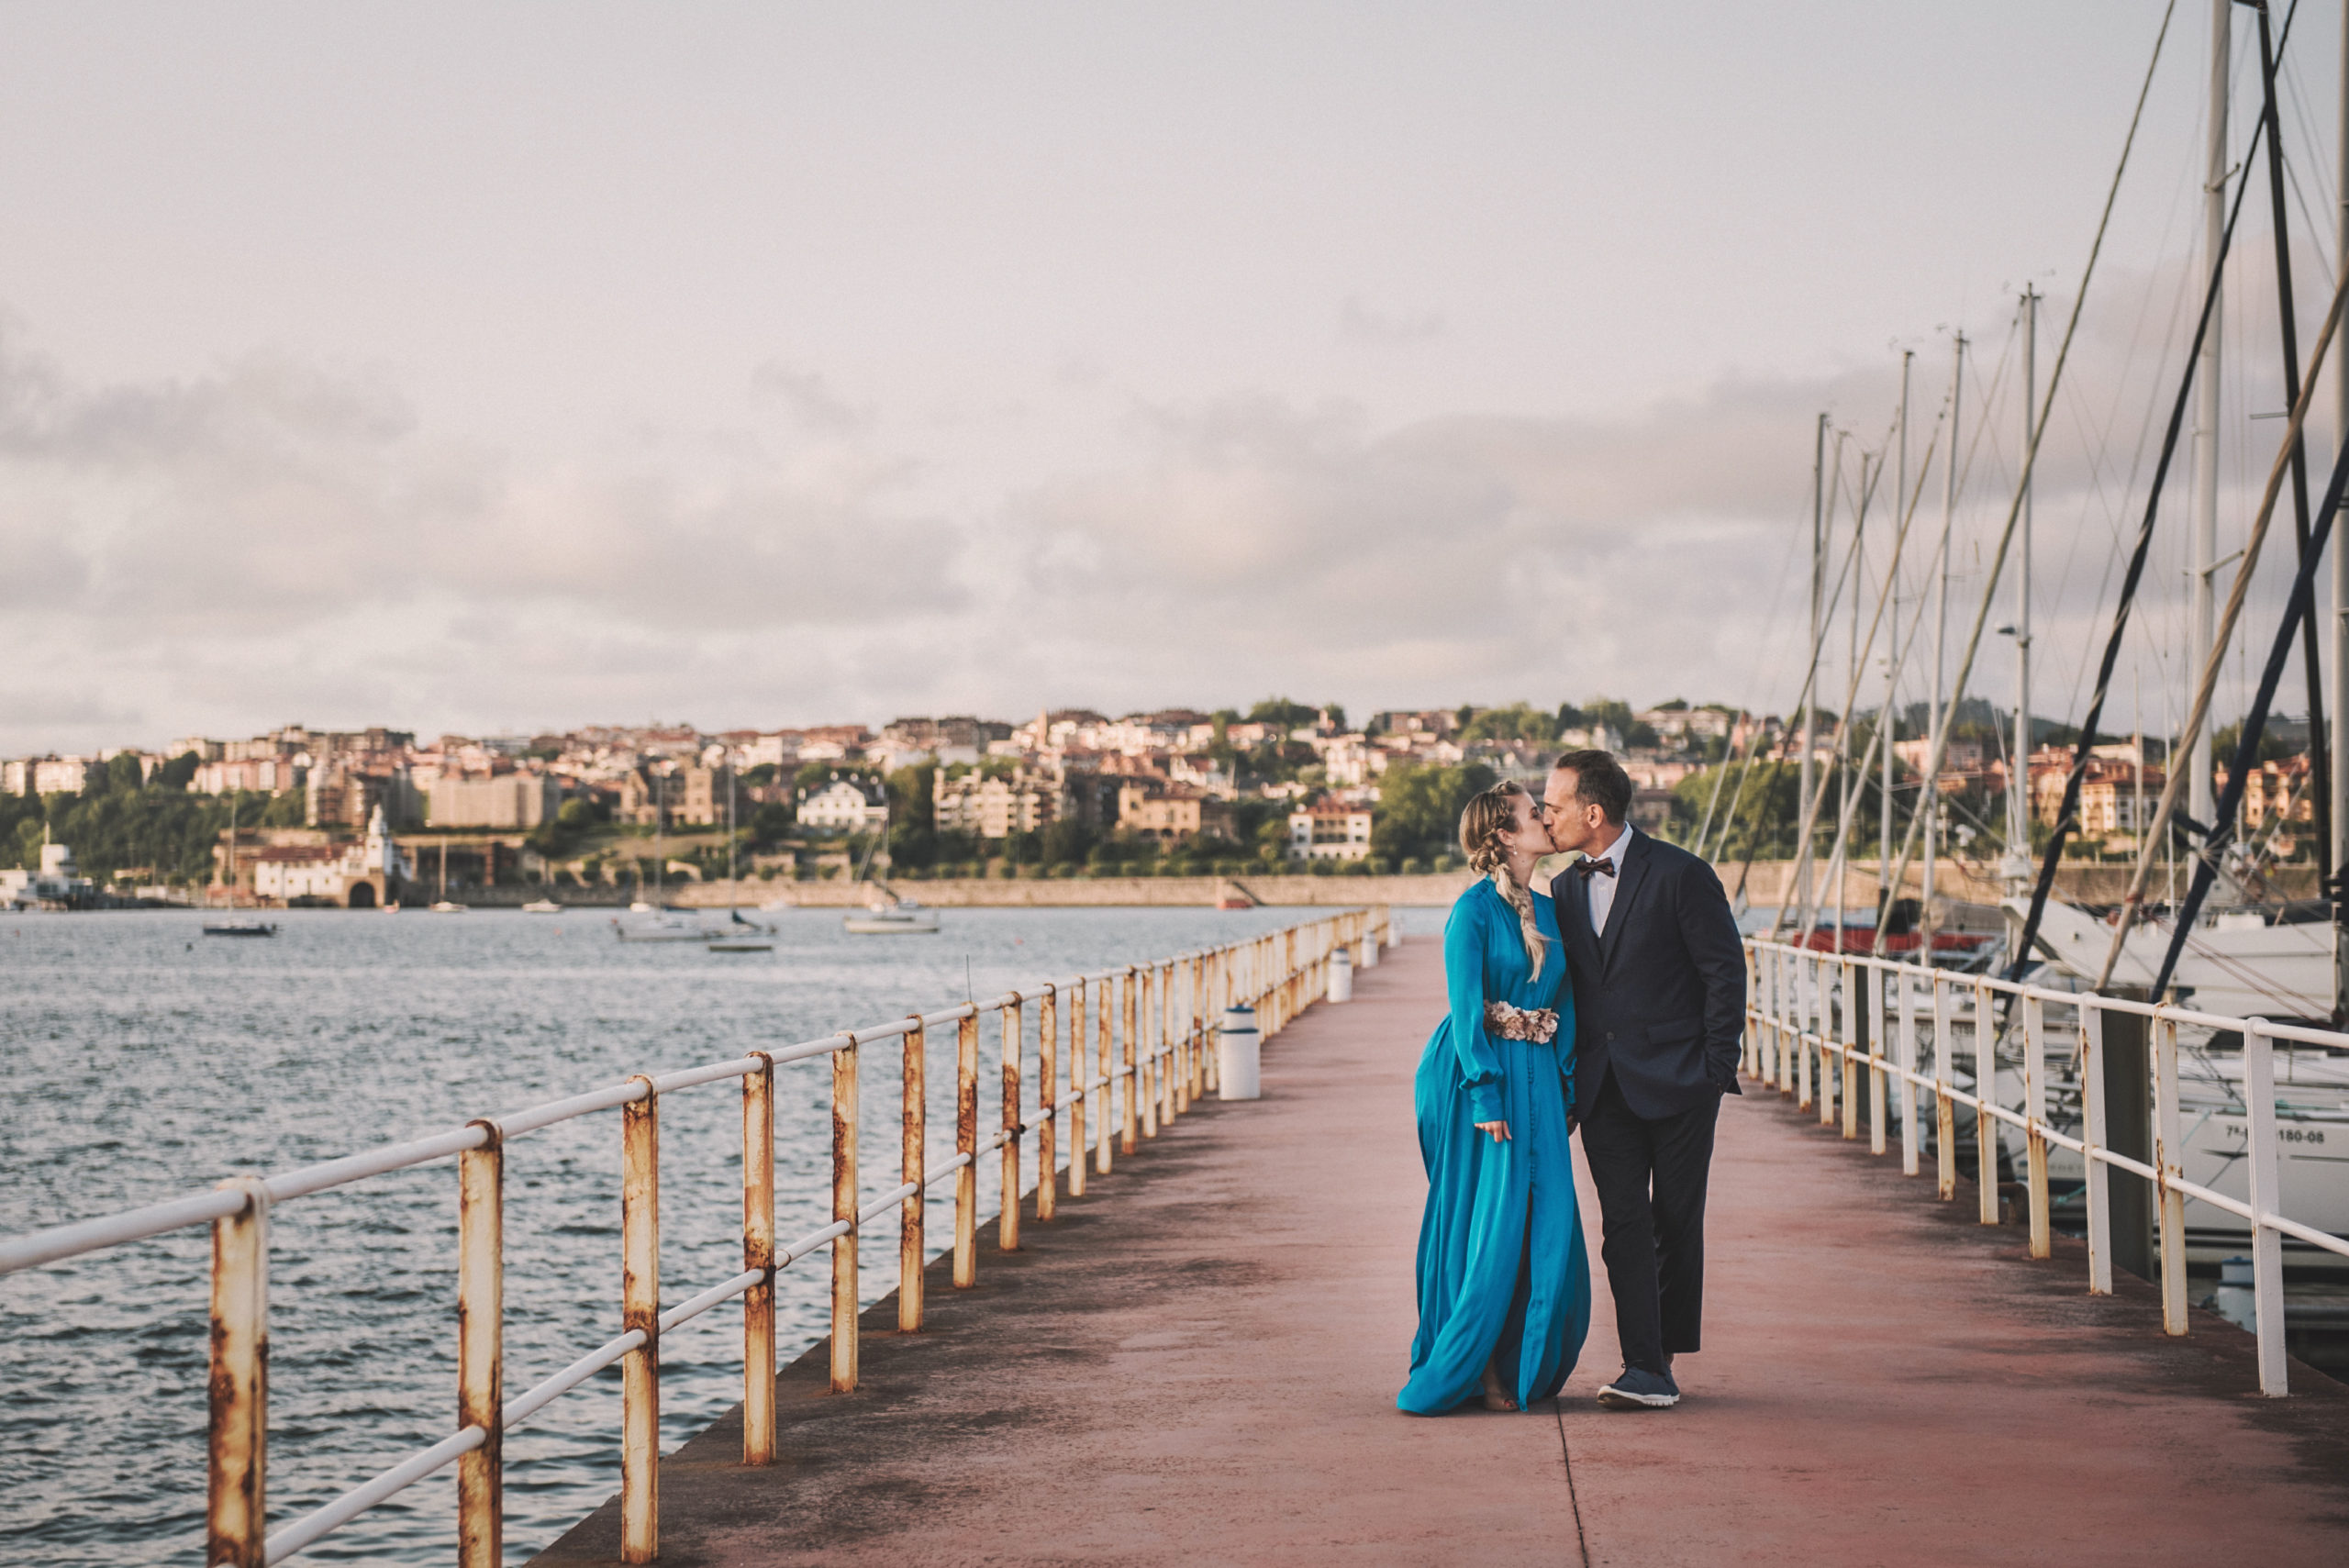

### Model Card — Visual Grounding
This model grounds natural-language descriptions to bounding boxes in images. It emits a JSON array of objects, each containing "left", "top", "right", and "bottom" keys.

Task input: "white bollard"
[
  {"left": 1327, "top": 947, "right": 1353, "bottom": 1003},
  {"left": 1356, "top": 931, "right": 1378, "bottom": 970},
  {"left": 1386, "top": 922, "right": 1400, "bottom": 951},
  {"left": 1218, "top": 1005, "right": 1261, "bottom": 1100}
]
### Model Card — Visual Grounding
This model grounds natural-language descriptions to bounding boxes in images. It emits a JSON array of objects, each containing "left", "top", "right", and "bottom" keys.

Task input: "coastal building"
[
  {"left": 1635, "top": 706, "right": 1734, "bottom": 744},
  {"left": 667, "top": 765, "right": 736, "bottom": 827},
  {"left": 3, "top": 756, "right": 97, "bottom": 795},
  {"left": 1556, "top": 723, "right": 1625, "bottom": 753},
  {"left": 249, "top": 808, "right": 412, "bottom": 907},
  {"left": 1286, "top": 800, "right": 1374, "bottom": 862},
  {"left": 0, "top": 841, "right": 97, "bottom": 909},
  {"left": 1119, "top": 783, "right": 1234, "bottom": 844},
  {"left": 935, "top": 769, "right": 1062, "bottom": 839},
  {"left": 306, "top": 764, "right": 421, "bottom": 830},
  {"left": 427, "top": 773, "right": 560, "bottom": 829},
  {"left": 2224, "top": 755, "right": 2315, "bottom": 833},
  {"left": 193, "top": 756, "right": 303, "bottom": 795},
  {"left": 798, "top": 776, "right": 889, "bottom": 834}
]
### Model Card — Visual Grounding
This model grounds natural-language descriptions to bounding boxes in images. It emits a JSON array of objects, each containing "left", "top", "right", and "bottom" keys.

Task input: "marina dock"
[{"left": 531, "top": 936, "right": 2349, "bottom": 1566}]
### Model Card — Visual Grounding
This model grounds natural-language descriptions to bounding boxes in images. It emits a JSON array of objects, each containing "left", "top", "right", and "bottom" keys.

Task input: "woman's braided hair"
[{"left": 1458, "top": 780, "right": 1548, "bottom": 978}]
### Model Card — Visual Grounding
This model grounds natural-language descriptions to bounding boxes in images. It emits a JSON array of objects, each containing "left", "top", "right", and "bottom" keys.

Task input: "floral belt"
[{"left": 1484, "top": 1002, "right": 1559, "bottom": 1043}]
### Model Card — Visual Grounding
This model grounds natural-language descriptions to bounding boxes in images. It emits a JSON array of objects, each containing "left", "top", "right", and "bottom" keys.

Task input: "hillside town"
[{"left": 0, "top": 698, "right": 2320, "bottom": 909}]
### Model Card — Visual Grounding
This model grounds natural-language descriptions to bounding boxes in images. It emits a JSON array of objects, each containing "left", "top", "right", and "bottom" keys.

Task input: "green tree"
[
  {"left": 1042, "top": 819, "right": 1097, "bottom": 865},
  {"left": 1461, "top": 703, "right": 1554, "bottom": 744},
  {"left": 1370, "top": 762, "right": 1497, "bottom": 865},
  {"left": 1247, "top": 696, "right": 1319, "bottom": 729}
]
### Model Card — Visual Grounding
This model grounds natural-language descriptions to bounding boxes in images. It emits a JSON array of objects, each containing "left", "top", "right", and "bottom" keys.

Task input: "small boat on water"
[
  {"left": 202, "top": 919, "right": 277, "bottom": 937},
  {"left": 840, "top": 795, "right": 940, "bottom": 934},
  {"left": 614, "top": 912, "right": 729, "bottom": 942},
  {"left": 843, "top": 897, "right": 940, "bottom": 935},
  {"left": 707, "top": 939, "right": 774, "bottom": 953},
  {"left": 521, "top": 898, "right": 563, "bottom": 914}
]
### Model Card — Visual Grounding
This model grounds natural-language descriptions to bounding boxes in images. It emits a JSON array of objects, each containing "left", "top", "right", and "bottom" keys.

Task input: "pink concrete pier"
[{"left": 533, "top": 936, "right": 2349, "bottom": 1566}]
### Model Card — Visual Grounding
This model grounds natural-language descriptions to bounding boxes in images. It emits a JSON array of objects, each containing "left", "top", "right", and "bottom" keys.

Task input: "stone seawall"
[
  {"left": 438, "top": 859, "right": 2316, "bottom": 911},
  {"left": 663, "top": 873, "right": 1474, "bottom": 908}
]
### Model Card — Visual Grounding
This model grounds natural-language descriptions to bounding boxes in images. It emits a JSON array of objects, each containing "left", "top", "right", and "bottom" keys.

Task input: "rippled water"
[{"left": 0, "top": 904, "right": 1357, "bottom": 1566}]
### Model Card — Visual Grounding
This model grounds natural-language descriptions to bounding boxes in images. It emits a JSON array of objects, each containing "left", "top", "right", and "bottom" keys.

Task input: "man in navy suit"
[{"left": 1543, "top": 749, "right": 1745, "bottom": 1409}]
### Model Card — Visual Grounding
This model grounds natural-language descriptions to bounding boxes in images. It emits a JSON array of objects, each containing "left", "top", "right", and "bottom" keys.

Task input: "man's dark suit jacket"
[{"left": 1551, "top": 828, "right": 1747, "bottom": 1122}]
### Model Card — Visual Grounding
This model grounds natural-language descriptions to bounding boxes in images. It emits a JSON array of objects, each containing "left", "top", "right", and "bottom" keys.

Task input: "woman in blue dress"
[{"left": 1398, "top": 780, "right": 1591, "bottom": 1413}]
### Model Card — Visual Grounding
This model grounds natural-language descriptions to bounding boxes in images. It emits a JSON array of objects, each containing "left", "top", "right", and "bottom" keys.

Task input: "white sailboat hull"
[{"left": 2004, "top": 896, "right": 2334, "bottom": 1019}]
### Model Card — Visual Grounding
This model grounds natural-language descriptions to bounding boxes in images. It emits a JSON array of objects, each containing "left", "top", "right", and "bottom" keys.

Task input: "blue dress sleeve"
[{"left": 1443, "top": 890, "right": 1508, "bottom": 1126}]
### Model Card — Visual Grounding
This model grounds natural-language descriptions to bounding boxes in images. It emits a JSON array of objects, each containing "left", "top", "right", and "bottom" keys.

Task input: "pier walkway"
[{"left": 535, "top": 937, "right": 2349, "bottom": 1567}]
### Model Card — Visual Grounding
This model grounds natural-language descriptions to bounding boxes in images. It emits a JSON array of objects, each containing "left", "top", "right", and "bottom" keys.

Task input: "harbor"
[
  {"left": 19, "top": 3, "right": 2349, "bottom": 1562},
  {"left": 535, "top": 935, "right": 2349, "bottom": 1566}
]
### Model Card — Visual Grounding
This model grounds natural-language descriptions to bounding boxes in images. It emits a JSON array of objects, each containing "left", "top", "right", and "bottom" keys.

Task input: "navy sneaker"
[{"left": 1597, "top": 1365, "right": 1680, "bottom": 1409}]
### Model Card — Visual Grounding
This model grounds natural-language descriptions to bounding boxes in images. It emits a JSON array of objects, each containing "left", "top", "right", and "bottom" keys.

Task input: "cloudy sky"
[{"left": 3, "top": 2, "right": 2341, "bottom": 752}]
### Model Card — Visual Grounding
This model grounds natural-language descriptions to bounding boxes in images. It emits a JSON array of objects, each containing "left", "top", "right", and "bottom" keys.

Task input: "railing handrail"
[
  {"left": 5, "top": 906, "right": 1394, "bottom": 1567},
  {"left": 1746, "top": 934, "right": 2349, "bottom": 1043},
  {"left": 1740, "top": 931, "right": 2346, "bottom": 1407}
]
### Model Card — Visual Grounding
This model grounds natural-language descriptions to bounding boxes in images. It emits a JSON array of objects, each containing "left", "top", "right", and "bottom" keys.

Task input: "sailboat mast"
[
  {"left": 1926, "top": 334, "right": 1963, "bottom": 948},
  {"left": 2190, "top": 0, "right": 2229, "bottom": 847},
  {"left": 1886, "top": 350, "right": 1911, "bottom": 911},
  {"left": 2009, "top": 287, "right": 2040, "bottom": 890},
  {"left": 2334, "top": 0, "right": 2349, "bottom": 1017},
  {"left": 1800, "top": 412, "right": 1825, "bottom": 921}
]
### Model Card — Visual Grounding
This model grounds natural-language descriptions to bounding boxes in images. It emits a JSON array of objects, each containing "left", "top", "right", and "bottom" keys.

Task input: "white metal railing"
[
  {"left": 1, "top": 907, "right": 1393, "bottom": 1566},
  {"left": 1743, "top": 935, "right": 2349, "bottom": 1398}
]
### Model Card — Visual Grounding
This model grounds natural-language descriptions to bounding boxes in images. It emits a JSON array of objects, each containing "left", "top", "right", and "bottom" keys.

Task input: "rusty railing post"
[
  {"left": 1036, "top": 985, "right": 1058, "bottom": 1222},
  {"left": 620, "top": 1076, "right": 659, "bottom": 1563},
  {"left": 742, "top": 1052, "right": 776, "bottom": 1463},
  {"left": 1000, "top": 995, "right": 1023, "bottom": 1252},
  {"left": 1138, "top": 965, "right": 1159, "bottom": 1140},
  {"left": 458, "top": 1123, "right": 503, "bottom": 1568},
  {"left": 2023, "top": 992, "right": 2050, "bottom": 1259},
  {"left": 830, "top": 1036, "right": 861, "bottom": 1390},
  {"left": 2080, "top": 998, "right": 2113, "bottom": 1295},
  {"left": 1163, "top": 959, "right": 1184, "bottom": 1120},
  {"left": 1190, "top": 952, "right": 1208, "bottom": 1102},
  {"left": 1818, "top": 955, "right": 1834, "bottom": 1119},
  {"left": 1286, "top": 929, "right": 1299, "bottom": 1027},
  {"left": 1973, "top": 978, "right": 1998, "bottom": 1226},
  {"left": 206, "top": 1175, "right": 269, "bottom": 1568},
  {"left": 1205, "top": 949, "right": 1222, "bottom": 1095},
  {"left": 954, "top": 1013, "right": 978, "bottom": 1286},
  {"left": 1933, "top": 973, "right": 1958, "bottom": 1201},
  {"left": 2242, "top": 1018, "right": 2289, "bottom": 1394},
  {"left": 1867, "top": 962, "right": 1888, "bottom": 1156},
  {"left": 900, "top": 1018, "right": 925, "bottom": 1331},
  {"left": 1097, "top": 976, "right": 1116, "bottom": 1174},
  {"left": 1121, "top": 967, "right": 1141, "bottom": 1154},
  {"left": 1776, "top": 948, "right": 1795, "bottom": 1095},
  {"left": 1795, "top": 953, "right": 1813, "bottom": 1110},
  {"left": 1840, "top": 956, "right": 1860, "bottom": 1140},
  {"left": 2153, "top": 1012, "right": 2188, "bottom": 1334},
  {"left": 1067, "top": 979, "right": 1088, "bottom": 1197}
]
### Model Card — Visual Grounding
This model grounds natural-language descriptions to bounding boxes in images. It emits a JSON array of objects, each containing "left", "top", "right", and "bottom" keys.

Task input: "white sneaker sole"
[{"left": 1597, "top": 1385, "right": 1679, "bottom": 1409}]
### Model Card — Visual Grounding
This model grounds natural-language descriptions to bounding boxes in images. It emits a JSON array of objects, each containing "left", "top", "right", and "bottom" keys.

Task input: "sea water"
[{"left": 0, "top": 904, "right": 1402, "bottom": 1566}]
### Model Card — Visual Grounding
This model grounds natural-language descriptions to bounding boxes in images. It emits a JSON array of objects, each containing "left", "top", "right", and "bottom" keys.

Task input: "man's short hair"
[{"left": 1553, "top": 749, "right": 1632, "bottom": 826}]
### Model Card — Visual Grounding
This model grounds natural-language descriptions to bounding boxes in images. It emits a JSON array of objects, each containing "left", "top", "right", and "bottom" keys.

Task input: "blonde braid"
[{"left": 1459, "top": 782, "right": 1549, "bottom": 978}]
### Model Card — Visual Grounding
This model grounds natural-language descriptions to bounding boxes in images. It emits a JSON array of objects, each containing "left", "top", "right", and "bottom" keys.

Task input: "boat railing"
[
  {"left": 1744, "top": 935, "right": 2349, "bottom": 1398},
  {"left": 0, "top": 906, "right": 1392, "bottom": 1566}
]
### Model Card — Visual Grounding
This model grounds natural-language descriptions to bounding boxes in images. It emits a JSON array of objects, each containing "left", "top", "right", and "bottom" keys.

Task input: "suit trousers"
[{"left": 1579, "top": 1072, "right": 1720, "bottom": 1374}]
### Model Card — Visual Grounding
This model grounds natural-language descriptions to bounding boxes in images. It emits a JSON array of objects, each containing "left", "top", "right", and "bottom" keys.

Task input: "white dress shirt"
[{"left": 1583, "top": 823, "right": 1636, "bottom": 936}]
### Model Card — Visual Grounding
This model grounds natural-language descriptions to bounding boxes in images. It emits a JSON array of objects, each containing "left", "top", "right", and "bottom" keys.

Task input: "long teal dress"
[{"left": 1397, "top": 878, "right": 1591, "bottom": 1413}]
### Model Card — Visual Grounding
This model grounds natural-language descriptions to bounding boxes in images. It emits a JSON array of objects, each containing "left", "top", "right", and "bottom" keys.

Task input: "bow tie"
[{"left": 1575, "top": 857, "right": 1615, "bottom": 879}]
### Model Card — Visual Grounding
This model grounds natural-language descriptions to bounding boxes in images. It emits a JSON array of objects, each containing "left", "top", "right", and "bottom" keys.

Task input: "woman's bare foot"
[{"left": 1479, "top": 1361, "right": 1519, "bottom": 1412}]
